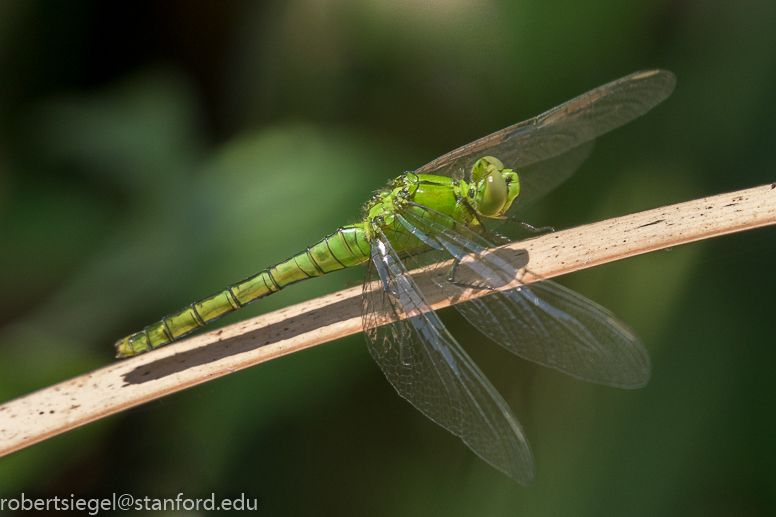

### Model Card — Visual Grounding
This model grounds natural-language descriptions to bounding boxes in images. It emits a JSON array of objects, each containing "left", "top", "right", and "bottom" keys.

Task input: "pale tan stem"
[{"left": 1, "top": 184, "right": 774, "bottom": 458}]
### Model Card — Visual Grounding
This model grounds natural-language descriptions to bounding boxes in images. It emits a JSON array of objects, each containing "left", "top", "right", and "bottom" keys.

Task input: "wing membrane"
[
  {"left": 414, "top": 69, "right": 675, "bottom": 211},
  {"left": 362, "top": 233, "right": 534, "bottom": 484},
  {"left": 455, "top": 282, "right": 650, "bottom": 388}
]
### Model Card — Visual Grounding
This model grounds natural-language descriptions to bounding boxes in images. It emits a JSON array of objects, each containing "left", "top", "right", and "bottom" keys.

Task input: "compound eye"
[{"left": 477, "top": 171, "right": 508, "bottom": 216}]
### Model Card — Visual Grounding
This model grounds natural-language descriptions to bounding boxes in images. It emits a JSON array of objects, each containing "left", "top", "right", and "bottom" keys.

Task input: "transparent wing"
[
  {"left": 362, "top": 232, "right": 534, "bottom": 484},
  {"left": 455, "top": 282, "right": 650, "bottom": 388},
  {"left": 414, "top": 69, "right": 675, "bottom": 212},
  {"left": 395, "top": 203, "right": 650, "bottom": 388},
  {"left": 508, "top": 140, "right": 594, "bottom": 213}
]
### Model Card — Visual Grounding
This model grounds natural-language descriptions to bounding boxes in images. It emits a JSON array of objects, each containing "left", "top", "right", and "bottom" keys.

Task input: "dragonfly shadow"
[{"left": 415, "top": 246, "right": 531, "bottom": 307}]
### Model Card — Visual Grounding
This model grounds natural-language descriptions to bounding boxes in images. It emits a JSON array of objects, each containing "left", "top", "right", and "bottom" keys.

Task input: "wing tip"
[{"left": 631, "top": 68, "right": 677, "bottom": 93}]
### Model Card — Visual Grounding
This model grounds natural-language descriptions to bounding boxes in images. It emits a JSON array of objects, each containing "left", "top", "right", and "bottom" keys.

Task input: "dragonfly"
[{"left": 116, "top": 69, "right": 676, "bottom": 484}]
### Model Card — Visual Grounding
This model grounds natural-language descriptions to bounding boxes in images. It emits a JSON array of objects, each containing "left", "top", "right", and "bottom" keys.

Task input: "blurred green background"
[{"left": 1, "top": 0, "right": 775, "bottom": 515}]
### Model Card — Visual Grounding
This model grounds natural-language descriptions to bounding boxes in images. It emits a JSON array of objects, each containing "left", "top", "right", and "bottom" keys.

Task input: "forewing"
[
  {"left": 362, "top": 234, "right": 534, "bottom": 484},
  {"left": 414, "top": 69, "right": 675, "bottom": 209},
  {"left": 396, "top": 204, "right": 650, "bottom": 388}
]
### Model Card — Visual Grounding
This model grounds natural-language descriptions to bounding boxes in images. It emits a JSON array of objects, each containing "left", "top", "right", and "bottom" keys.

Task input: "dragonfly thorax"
[
  {"left": 363, "top": 174, "right": 421, "bottom": 235},
  {"left": 362, "top": 156, "right": 520, "bottom": 249}
]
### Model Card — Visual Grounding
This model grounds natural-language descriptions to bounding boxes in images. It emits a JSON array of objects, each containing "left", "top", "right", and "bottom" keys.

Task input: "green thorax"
[
  {"left": 363, "top": 160, "right": 520, "bottom": 254},
  {"left": 363, "top": 173, "right": 474, "bottom": 252}
]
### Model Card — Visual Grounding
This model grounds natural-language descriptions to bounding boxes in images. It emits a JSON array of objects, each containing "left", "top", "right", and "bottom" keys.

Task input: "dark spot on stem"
[{"left": 638, "top": 219, "right": 664, "bottom": 228}]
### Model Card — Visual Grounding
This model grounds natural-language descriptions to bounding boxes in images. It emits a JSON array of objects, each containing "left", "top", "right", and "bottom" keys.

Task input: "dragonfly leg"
[
  {"left": 505, "top": 216, "right": 555, "bottom": 233},
  {"left": 485, "top": 230, "right": 511, "bottom": 245}
]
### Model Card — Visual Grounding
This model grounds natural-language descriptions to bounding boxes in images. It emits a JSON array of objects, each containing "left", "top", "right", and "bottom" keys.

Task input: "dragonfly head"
[{"left": 470, "top": 156, "right": 520, "bottom": 217}]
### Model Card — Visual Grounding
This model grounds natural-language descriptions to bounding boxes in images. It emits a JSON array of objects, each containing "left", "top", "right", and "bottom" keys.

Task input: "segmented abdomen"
[{"left": 115, "top": 225, "right": 370, "bottom": 357}]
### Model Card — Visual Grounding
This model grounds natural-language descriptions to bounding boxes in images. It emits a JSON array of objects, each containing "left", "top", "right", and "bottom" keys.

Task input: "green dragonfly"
[{"left": 116, "top": 69, "right": 675, "bottom": 484}]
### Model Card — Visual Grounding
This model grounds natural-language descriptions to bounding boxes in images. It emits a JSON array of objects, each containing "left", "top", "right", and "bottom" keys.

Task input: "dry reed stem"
[{"left": 1, "top": 183, "right": 774, "bottom": 458}]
